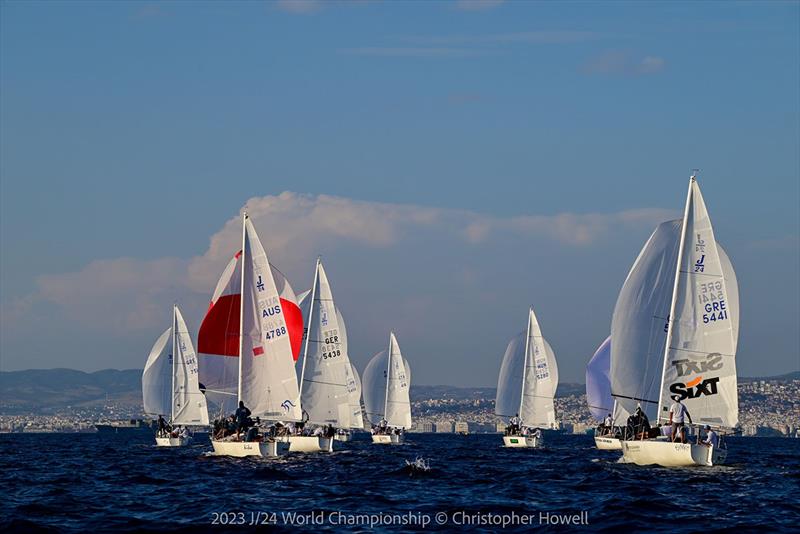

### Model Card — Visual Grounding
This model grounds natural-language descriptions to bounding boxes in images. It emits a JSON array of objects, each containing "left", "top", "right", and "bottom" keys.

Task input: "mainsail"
[
  {"left": 298, "top": 260, "right": 352, "bottom": 427},
  {"left": 610, "top": 178, "right": 739, "bottom": 428},
  {"left": 362, "top": 333, "right": 412, "bottom": 428},
  {"left": 172, "top": 306, "right": 209, "bottom": 426},
  {"left": 142, "top": 328, "right": 172, "bottom": 417},
  {"left": 495, "top": 308, "right": 559, "bottom": 428}
]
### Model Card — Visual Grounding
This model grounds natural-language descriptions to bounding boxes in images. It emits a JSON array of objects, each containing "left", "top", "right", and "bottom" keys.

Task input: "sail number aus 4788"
[{"left": 702, "top": 300, "right": 728, "bottom": 323}]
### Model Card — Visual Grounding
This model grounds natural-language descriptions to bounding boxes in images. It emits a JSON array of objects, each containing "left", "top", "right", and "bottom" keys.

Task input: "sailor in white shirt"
[
  {"left": 509, "top": 414, "right": 521, "bottom": 435},
  {"left": 702, "top": 425, "right": 719, "bottom": 448},
  {"left": 669, "top": 395, "right": 693, "bottom": 443},
  {"left": 603, "top": 413, "right": 613, "bottom": 435}
]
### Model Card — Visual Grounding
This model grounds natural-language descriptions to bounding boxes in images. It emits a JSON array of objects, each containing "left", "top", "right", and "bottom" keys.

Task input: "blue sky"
[{"left": 1, "top": 0, "right": 798, "bottom": 385}]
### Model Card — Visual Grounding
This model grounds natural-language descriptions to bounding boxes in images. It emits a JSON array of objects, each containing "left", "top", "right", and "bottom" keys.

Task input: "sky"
[{"left": 1, "top": 0, "right": 798, "bottom": 386}]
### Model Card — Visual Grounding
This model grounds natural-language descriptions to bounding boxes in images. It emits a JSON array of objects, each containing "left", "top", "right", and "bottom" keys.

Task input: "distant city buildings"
[{"left": 1, "top": 379, "right": 798, "bottom": 437}]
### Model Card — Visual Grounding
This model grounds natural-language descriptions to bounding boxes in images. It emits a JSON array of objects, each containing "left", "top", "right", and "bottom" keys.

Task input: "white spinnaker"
[
  {"left": 611, "top": 220, "right": 682, "bottom": 421},
  {"left": 385, "top": 333, "right": 412, "bottom": 428},
  {"left": 346, "top": 363, "right": 365, "bottom": 429},
  {"left": 240, "top": 216, "right": 302, "bottom": 421},
  {"left": 362, "top": 349, "right": 388, "bottom": 425},
  {"left": 172, "top": 306, "right": 209, "bottom": 426},
  {"left": 143, "top": 328, "right": 172, "bottom": 417},
  {"left": 521, "top": 309, "right": 558, "bottom": 428},
  {"left": 495, "top": 332, "right": 525, "bottom": 419},
  {"left": 299, "top": 261, "right": 352, "bottom": 427},
  {"left": 586, "top": 336, "right": 612, "bottom": 422},
  {"left": 659, "top": 180, "right": 738, "bottom": 427}
]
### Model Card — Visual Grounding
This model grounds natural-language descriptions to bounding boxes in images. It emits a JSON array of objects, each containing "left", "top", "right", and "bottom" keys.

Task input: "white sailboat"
[
  {"left": 586, "top": 336, "right": 627, "bottom": 450},
  {"left": 290, "top": 259, "right": 352, "bottom": 452},
  {"left": 197, "top": 213, "right": 304, "bottom": 457},
  {"left": 495, "top": 307, "right": 559, "bottom": 448},
  {"left": 142, "top": 304, "right": 209, "bottom": 447},
  {"left": 613, "top": 174, "right": 740, "bottom": 467},
  {"left": 338, "top": 362, "right": 365, "bottom": 441},
  {"left": 362, "top": 333, "right": 411, "bottom": 444}
]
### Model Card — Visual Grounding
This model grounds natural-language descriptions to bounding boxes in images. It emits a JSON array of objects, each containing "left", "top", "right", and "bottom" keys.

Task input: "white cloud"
[
  {"left": 455, "top": 0, "right": 505, "bottom": 11},
  {"left": 275, "top": 0, "right": 325, "bottom": 14},
  {"left": 4, "top": 193, "right": 674, "bottom": 341},
  {"left": 583, "top": 50, "right": 666, "bottom": 76}
]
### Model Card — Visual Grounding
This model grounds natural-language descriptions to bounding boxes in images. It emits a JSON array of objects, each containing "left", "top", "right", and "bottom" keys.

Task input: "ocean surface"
[{"left": 1, "top": 432, "right": 798, "bottom": 532}]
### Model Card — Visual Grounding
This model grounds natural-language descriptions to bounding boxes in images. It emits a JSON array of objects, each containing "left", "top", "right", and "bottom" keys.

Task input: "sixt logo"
[
  {"left": 671, "top": 354, "right": 723, "bottom": 377},
  {"left": 669, "top": 375, "right": 720, "bottom": 400}
]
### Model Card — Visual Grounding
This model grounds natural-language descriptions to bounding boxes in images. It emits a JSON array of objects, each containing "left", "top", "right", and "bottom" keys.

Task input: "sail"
[
  {"left": 521, "top": 309, "right": 558, "bottom": 428},
  {"left": 658, "top": 180, "right": 738, "bottom": 427},
  {"left": 385, "top": 333, "right": 412, "bottom": 428},
  {"left": 142, "top": 327, "right": 172, "bottom": 417},
  {"left": 239, "top": 216, "right": 302, "bottom": 421},
  {"left": 172, "top": 306, "right": 209, "bottom": 426},
  {"left": 362, "top": 349, "right": 388, "bottom": 425},
  {"left": 298, "top": 288, "right": 348, "bottom": 354},
  {"left": 586, "top": 336, "right": 612, "bottom": 422},
  {"left": 496, "top": 309, "right": 558, "bottom": 428},
  {"left": 198, "top": 231, "right": 304, "bottom": 415},
  {"left": 299, "top": 261, "right": 352, "bottom": 427},
  {"left": 610, "top": 220, "right": 682, "bottom": 421},
  {"left": 346, "top": 363, "right": 365, "bottom": 429}
]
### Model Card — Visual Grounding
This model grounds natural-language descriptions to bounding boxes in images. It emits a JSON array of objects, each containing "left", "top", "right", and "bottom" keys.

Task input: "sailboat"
[
  {"left": 495, "top": 307, "right": 559, "bottom": 448},
  {"left": 362, "top": 333, "right": 411, "bottom": 444},
  {"left": 142, "top": 304, "right": 209, "bottom": 447},
  {"left": 197, "top": 212, "right": 304, "bottom": 457},
  {"left": 586, "top": 336, "right": 628, "bottom": 450},
  {"left": 291, "top": 259, "right": 352, "bottom": 452},
  {"left": 613, "top": 174, "right": 740, "bottom": 467}
]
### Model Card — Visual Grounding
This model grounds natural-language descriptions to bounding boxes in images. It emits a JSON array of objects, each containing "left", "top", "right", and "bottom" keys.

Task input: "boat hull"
[
  {"left": 211, "top": 439, "right": 289, "bottom": 457},
  {"left": 287, "top": 436, "right": 333, "bottom": 452},
  {"left": 372, "top": 433, "right": 403, "bottom": 444},
  {"left": 621, "top": 440, "right": 726, "bottom": 467},
  {"left": 334, "top": 433, "right": 351, "bottom": 442},
  {"left": 594, "top": 436, "right": 622, "bottom": 450},
  {"left": 156, "top": 436, "right": 190, "bottom": 447},
  {"left": 503, "top": 435, "right": 540, "bottom": 448}
]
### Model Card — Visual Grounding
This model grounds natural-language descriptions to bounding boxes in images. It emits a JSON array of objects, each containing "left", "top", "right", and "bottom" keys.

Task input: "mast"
[
  {"left": 384, "top": 333, "right": 392, "bottom": 423},
  {"left": 171, "top": 303, "right": 177, "bottom": 422},
  {"left": 298, "top": 257, "right": 321, "bottom": 402},
  {"left": 237, "top": 212, "right": 247, "bottom": 404},
  {"left": 655, "top": 174, "right": 695, "bottom": 425},
  {"left": 518, "top": 307, "right": 532, "bottom": 424}
]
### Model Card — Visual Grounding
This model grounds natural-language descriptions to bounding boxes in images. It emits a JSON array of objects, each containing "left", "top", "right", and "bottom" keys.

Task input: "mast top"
[{"left": 690, "top": 168, "right": 699, "bottom": 182}]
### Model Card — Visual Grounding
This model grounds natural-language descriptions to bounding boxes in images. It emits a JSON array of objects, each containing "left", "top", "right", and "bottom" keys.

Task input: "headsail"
[
  {"left": 346, "top": 363, "right": 365, "bottom": 429},
  {"left": 658, "top": 179, "right": 738, "bottom": 427},
  {"left": 172, "top": 306, "right": 209, "bottom": 426},
  {"left": 142, "top": 328, "right": 172, "bottom": 417},
  {"left": 298, "top": 260, "right": 352, "bottom": 427},
  {"left": 239, "top": 215, "right": 302, "bottom": 421}
]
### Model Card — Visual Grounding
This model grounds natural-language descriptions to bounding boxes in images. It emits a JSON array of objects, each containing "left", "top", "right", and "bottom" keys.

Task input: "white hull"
[
  {"left": 287, "top": 435, "right": 334, "bottom": 452},
  {"left": 211, "top": 439, "right": 289, "bottom": 457},
  {"left": 372, "top": 433, "right": 403, "bottom": 444},
  {"left": 503, "top": 435, "right": 540, "bottom": 448},
  {"left": 621, "top": 440, "right": 726, "bottom": 467},
  {"left": 594, "top": 436, "right": 622, "bottom": 450},
  {"left": 156, "top": 436, "right": 190, "bottom": 447}
]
